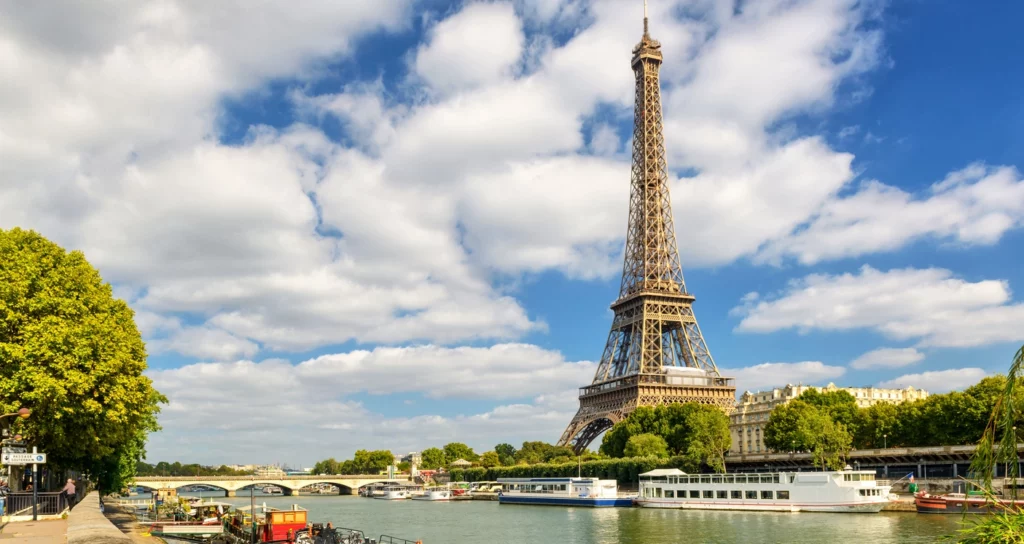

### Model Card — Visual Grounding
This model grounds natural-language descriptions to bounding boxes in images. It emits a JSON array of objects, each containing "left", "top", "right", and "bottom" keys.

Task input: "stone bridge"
[{"left": 134, "top": 475, "right": 406, "bottom": 496}]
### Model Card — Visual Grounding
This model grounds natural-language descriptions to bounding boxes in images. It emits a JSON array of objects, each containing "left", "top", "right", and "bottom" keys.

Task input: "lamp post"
[{"left": 883, "top": 434, "right": 887, "bottom": 449}]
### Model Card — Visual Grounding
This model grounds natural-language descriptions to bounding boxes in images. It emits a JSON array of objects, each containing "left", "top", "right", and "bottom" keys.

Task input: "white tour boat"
[
  {"left": 411, "top": 486, "right": 452, "bottom": 501},
  {"left": 636, "top": 468, "right": 891, "bottom": 513},
  {"left": 497, "top": 477, "right": 633, "bottom": 507},
  {"left": 374, "top": 486, "right": 410, "bottom": 500}
]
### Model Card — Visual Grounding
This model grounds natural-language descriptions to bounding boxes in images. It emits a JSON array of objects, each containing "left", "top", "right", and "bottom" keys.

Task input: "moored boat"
[
  {"left": 914, "top": 491, "right": 1024, "bottom": 514},
  {"left": 635, "top": 468, "right": 891, "bottom": 513},
  {"left": 411, "top": 486, "right": 451, "bottom": 501},
  {"left": 374, "top": 486, "right": 410, "bottom": 500},
  {"left": 497, "top": 477, "right": 633, "bottom": 507}
]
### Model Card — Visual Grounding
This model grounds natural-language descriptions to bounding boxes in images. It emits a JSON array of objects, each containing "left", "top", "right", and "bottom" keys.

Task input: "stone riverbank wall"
[{"left": 67, "top": 492, "right": 132, "bottom": 544}]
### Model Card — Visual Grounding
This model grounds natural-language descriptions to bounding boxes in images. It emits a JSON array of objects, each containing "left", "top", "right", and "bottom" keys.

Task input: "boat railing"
[{"left": 876, "top": 480, "right": 892, "bottom": 487}]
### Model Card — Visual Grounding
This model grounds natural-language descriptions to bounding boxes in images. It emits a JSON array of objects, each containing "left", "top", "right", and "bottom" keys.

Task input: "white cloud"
[
  {"left": 722, "top": 361, "right": 846, "bottom": 393},
  {"left": 146, "top": 344, "right": 591, "bottom": 462},
  {"left": 877, "top": 368, "right": 988, "bottom": 394},
  {"left": 413, "top": 2, "right": 525, "bottom": 95},
  {"left": 849, "top": 348, "right": 925, "bottom": 370},
  {"left": 734, "top": 266, "right": 1024, "bottom": 348},
  {"left": 756, "top": 164, "right": 1024, "bottom": 265}
]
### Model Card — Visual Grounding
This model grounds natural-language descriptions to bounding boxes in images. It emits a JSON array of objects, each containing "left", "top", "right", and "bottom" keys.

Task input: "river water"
[{"left": 213, "top": 494, "right": 964, "bottom": 543}]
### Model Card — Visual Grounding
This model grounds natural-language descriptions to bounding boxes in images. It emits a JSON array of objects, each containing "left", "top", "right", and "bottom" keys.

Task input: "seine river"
[{"left": 212, "top": 494, "right": 964, "bottom": 543}]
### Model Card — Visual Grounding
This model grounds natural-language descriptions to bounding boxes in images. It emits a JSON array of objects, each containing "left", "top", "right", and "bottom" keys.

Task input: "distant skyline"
[{"left": 1, "top": 0, "right": 1023, "bottom": 466}]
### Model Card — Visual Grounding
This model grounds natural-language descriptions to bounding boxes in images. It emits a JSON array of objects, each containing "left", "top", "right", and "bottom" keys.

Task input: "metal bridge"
[{"left": 133, "top": 475, "right": 405, "bottom": 496}]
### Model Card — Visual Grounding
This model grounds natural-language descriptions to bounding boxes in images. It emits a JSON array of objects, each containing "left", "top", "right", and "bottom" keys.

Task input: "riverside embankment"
[{"left": 66, "top": 493, "right": 132, "bottom": 544}]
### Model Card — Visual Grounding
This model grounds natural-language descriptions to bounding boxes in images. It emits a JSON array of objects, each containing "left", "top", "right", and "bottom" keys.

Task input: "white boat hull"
[
  {"left": 634, "top": 498, "right": 887, "bottom": 513},
  {"left": 375, "top": 491, "right": 410, "bottom": 500},
  {"left": 411, "top": 491, "right": 451, "bottom": 501}
]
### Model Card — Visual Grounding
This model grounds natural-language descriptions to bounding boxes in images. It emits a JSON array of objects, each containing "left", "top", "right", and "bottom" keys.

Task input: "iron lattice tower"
[{"left": 557, "top": 5, "right": 736, "bottom": 453}]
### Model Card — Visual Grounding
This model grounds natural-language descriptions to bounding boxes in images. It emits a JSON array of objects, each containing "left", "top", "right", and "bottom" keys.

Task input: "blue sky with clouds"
[{"left": 2, "top": 0, "right": 1023, "bottom": 467}]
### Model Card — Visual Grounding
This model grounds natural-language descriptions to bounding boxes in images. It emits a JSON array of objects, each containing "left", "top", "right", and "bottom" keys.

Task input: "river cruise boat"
[
  {"left": 374, "top": 486, "right": 411, "bottom": 500},
  {"left": 412, "top": 486, "right": 451, "bottom": 501},
  {"left": 636, "top": 468, "right": 892, "bottom": 513},
  {"left": 497, "top": 477, "right": 633, "bottom": 507},
  {"left": 915, "top": 491, "right": 1024, "bottom": 514}
]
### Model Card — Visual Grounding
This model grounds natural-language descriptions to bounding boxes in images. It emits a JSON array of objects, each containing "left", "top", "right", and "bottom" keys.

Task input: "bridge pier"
[
  {"left": 224, "top": 490, "right": 236, "bottom": 497},
  {"left": 283, "top": 488, "right": 299, "bottom": 496}
]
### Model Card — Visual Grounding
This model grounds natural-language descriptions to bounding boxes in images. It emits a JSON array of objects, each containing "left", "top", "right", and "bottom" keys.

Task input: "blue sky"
[{"left": 1, "top": 0, "right": 1023, "bottom": 467}]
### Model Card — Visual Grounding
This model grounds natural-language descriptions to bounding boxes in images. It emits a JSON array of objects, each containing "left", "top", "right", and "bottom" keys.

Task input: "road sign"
[
  {"left": 2, "top": 446, "right": 27, "bottom": 454},
  {"left": 1, "top": 452, "right": 45, "bottom": 465}
]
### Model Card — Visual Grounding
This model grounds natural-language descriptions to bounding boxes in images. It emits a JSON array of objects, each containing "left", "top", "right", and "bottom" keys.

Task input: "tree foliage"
[
  {"left": 599, "top": 403, "right": 731, "bottom": 472},
  {"left": 442, "top": 442, "right": 477, "bottom": 463},
  {"left": 763, "top": 399, "right": 852, "bottom": 468},
  {"left": 514, "top": 441, "right": 574, "bottom": 465},
  {"left": 494, "top": 443, "right": 516, "bottom": 466},
  {"left": 623, "top": 433, "right": 669, "bottom": 458},
  {"left": 478, "top": 451, "right": 500, "bottom": 468},
  {"left": 420, "top": 447, "right": 446, "bottom": 469},
  {"left": 139, "top": 461, "right": 251, "bottom": 477},
  {"left": 0, "top": 228, "right": 165, "bottom": 493}
]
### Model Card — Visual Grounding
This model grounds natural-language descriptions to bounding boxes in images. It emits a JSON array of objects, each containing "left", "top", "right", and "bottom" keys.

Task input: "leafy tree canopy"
[
  {"left": 478, "top": 451, "right": 500, "bottom": 468},
  {"left": 599, "top": 403, "right": 731, "bottom": 472},
  {"left": 0, "top": 228, "right": 165, "bottom": 493},
  {"left": 420, "top": 447, "right": 446, "bottom": 469},
  {"left": 623, "top": 433, "right": 669, "bottom": 458},
  {"left": 443, "top": 442, "right": 477, "bottom": 463}
]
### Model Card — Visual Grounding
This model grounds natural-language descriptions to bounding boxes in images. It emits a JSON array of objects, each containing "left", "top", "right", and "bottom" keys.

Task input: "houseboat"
[
  {"left": 411, "top": 486, "right": 451, "bottom": 501},
  {"left": 223, "top": 504, "right": 308, "bottom": 544},
  {"left": 636, "top": 468, "right": 892, "bottom": 513},
  {"left": 915, "top": 491, "right": 1024, "bottom": 514},
  {"left": 147, "top": 500, "right": 233, "bottom": 538},
  {"left": 497, "top": 477, "right": 633, "bottom": 507}
]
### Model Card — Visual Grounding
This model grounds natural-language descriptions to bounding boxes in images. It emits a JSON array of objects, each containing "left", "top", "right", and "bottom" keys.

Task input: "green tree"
[
  {"left": 495, "top": 443, "right": 517, "bottom": 466},
  {"left": 763, "top": 400, "right": 820, "bottom": 452},
  {"left": 798, "top": 389, "right": 860, "bottom": 436},
  {"left": 312, "top": 458, "right": 340, "bottom": 475},
  {"left": 479, "top": 451, "right": 500, "bottom": 468},
  {"left": 0, "top": 228, "right": 165, "bottom": 493},
  {"left": 623, "top": 433, "right": 669, "bottom": 458},
  {"left": 799, "top": 410, "right": 852, "bottom": 470},
  {"left": 397, "top": 461, "right": 411, "bottom": 472},
  {"left": 443, "top": 442, "right": 477, "bottom": 463},
  {"left": 854, "top": 401, "right": 898, "bottom": 449},
  {"left": 515, "top": 441, "right": 555, "bottom": 464},
  {"left": 420, "top": 447, "right": 446, "bottom": 469},
  {"left": 351, "top": 449, "right": 394, "bottom": 473},
  {"left": 681, "top": 406, "right": 731, "bottom": 473}
]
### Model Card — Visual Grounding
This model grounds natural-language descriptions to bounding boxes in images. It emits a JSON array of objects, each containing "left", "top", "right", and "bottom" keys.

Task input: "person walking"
[{"left": 62, "top": 478, "right": 77, "bottom": 509}]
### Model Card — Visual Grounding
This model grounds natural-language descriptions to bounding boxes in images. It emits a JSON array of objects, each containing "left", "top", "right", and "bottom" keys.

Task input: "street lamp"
[
  {"left": 883, "top": 434, "right": 887, "bottom": 449},
  {"left": 0, "top": 408, "right": 31, "bottom": 421}
]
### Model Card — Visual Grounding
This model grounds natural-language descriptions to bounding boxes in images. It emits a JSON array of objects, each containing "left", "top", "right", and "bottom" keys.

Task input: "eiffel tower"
[{"left": 557, "top": 2, "right": 736, "bottom": 453}]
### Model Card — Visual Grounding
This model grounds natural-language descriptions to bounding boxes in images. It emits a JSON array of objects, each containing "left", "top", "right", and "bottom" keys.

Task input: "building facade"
[{"left": 730, "top": 383, "right": 929, "bottom": 454}]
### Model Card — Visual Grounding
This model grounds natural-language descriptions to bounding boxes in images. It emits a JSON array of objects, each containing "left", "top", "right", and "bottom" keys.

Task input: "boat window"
[
  {"left": 761, "top": 491, "right": 774, "bottom": 500},
  {"left": 731, "top": 490, "right": 742, "bottom": 500},
  {"left": 759, "top": 475, "right": 773, "bottom": 484},
  {"left": 777, "top": 490, "right": 790, "bottom": 500},
  {"left": 716, "top": 490, "right": 728, "bottom": 499},
  {"left": 745, "top": 490, "right": 758, "bottom": 500},
  {"left": 703, "top": 490, "right": 714, "bottom": 499},
  {"left": 665, "top": 490, "right": 674, "bottom": 498},
  {"left": 700, "top": 475, "right": 711, "bottom": 484},
  {"left": 655, "top": 488, "right": 662, "bottom": 498},
  {"left": 711, "top": 475, "right": 722, "bottom": 484},
  {"left": 689, "top": 490, "right": 700, "bottom": 499},
  {"left": 724, "top": 475, "right": 734, "bottom": 484},
  {"left": 734, "top": 475, "right": 746, "bottom": 484}
]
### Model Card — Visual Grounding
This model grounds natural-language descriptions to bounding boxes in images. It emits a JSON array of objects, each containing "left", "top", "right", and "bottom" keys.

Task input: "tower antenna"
[{"left": 643, "top": 0, "right": 649, "bottom": 35}]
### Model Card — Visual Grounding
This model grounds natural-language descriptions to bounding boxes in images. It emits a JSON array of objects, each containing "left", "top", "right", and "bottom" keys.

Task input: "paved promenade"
[{"left": 0, "top": 519, "right": 67, "bottom": 544}]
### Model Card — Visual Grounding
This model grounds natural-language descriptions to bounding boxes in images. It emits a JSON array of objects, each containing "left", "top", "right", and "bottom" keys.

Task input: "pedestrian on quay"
[{"left": 62, "top": 478, "right": 77, "bottom": 509}]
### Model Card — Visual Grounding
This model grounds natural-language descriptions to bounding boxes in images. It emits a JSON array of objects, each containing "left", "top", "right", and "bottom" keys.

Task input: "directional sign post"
[{"left": 1, "top": 452, "right": 45, "bottom": 465}]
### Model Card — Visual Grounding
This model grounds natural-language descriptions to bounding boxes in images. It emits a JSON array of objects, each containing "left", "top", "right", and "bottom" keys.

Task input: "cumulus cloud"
[
  {"left": 147, "top": 344, "right": 591, "bottom": 462},
  {"left": 849, "top": 348, "right": 925, "bottom": 370},
  {"left": 722, "top": 361, "right": 846, "bottom": 393},
  {"left": 734, "top": 266, "right": 1024, "bottom": 348},
  {"left": 877, "top": 368, "right": 988, "bottom": 394}
]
